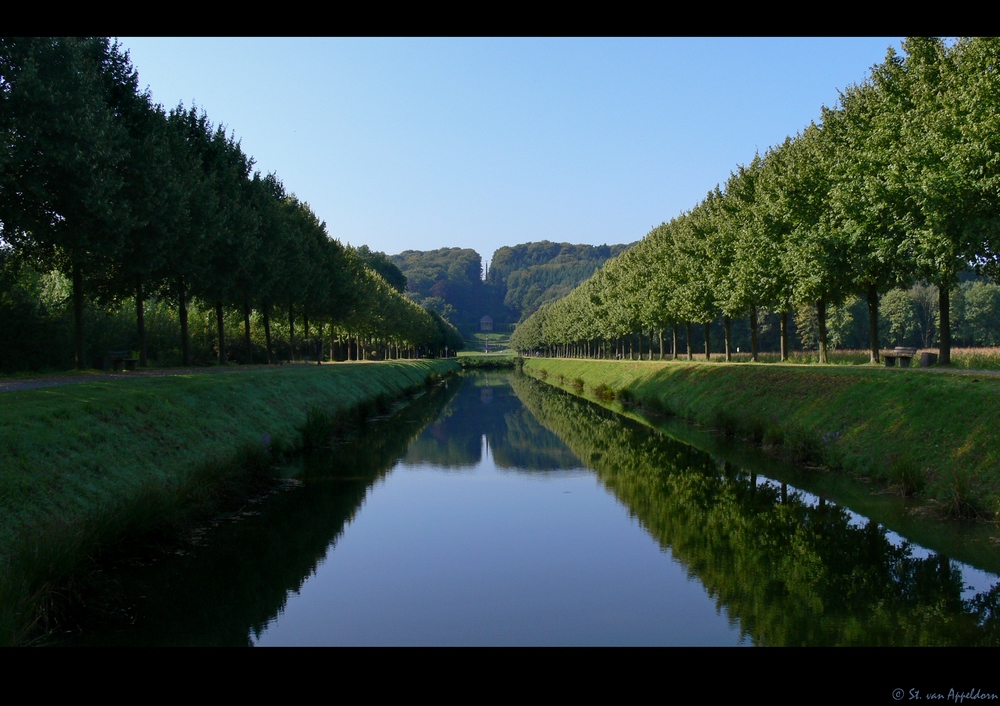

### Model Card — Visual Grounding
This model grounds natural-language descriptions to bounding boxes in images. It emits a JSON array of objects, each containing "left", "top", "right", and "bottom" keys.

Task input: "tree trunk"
[
  {"left": 672, "top": 325, "right": 678, "bottom": 360},
  {"left": 243, "top": 301, "right": 253, "bottom": 365},
  {"left": 288, "top": 305, "right": 295, "bottom": 362},
  {"left": 749, "top": 304, "right": 758, "bottom": 362},
  {"left": 780, "top": 310, "right": 789, "bottom": 362},
  {"left": 303, "top": 310, "right": 310, "bottom": 341},
  {"left": 73, "top": 261, "right": 85, "bottom": 369},
  {"left": 867, "top": 282, "right": 880, "bottom": 364},
  {"left": 685, "top": 322, "right": 693, "bottom": 361},
  {"left": 659, "top": 329, "right": 664, "bottom": 361},
  {"left": 724, "top": 316, "right": 731, "bottom": 362},
  {"left": 263, "top": 304, "right": 273, "bottom": 364},
  {"left": 704, "top": 321, "right": 711, "bottom": 360},
  {"left": 939, "top": 286, "right": 951, "bottom": 365},
  {"left": 216, "top": 301, "right": 226, "bottom": 365},
  {"left": 817, "top": 298, "right": 828, "bottom": 364},
  {"left": 178, "top": 276, "right": 191, "bottom": 367},
  {"left": 136, "top": 276, "right": 147, "bottom": 367}
]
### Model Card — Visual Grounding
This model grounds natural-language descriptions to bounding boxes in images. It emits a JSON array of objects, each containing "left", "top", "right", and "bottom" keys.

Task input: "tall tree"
[
  {"left": 0, "top": 38, "right": 136, "bottom": 368},
  {"left": 900, "top": 37, "right": 1000, "bottom": 364}
]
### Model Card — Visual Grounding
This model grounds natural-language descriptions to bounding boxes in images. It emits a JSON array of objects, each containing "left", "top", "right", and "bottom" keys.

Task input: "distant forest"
[{"left": 390, "top": 241, "right": 634, "bottom": 329}]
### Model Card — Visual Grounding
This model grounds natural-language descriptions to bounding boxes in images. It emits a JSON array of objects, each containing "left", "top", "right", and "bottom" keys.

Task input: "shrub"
[
  {"left": 936, "top": 468, "right": 987, "bottom": 519},
  {"left": 886, "top": 456, "right": 925, "bottom": 497},
  {"left": 763, "top": 424, "right": 784, "bottom": 447},
  {"left": 711, "top": 410, "right": 737, "bottom": 438},
  {"left": 593, "top": 383, "right": 615, "bottom": 401},
  {"left": 745, "top": 417, "right": 766, "bottom": 444},
  {"left": 302, "top": 407, "right": 333, "bottom": 449}
]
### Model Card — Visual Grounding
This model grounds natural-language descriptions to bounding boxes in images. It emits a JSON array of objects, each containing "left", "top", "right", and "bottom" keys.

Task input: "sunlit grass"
[
  {"left": 0, "top": 359, "right": 458, "bottom": 644},
  {"left": 524, "top": 357, "right": 1000, "bottom": 523},
  {"left": 935, "top": 347, "right": 1000, "bottom": 371}
]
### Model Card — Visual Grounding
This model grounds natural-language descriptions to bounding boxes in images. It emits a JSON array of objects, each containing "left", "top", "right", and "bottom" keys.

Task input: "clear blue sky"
[{"left": 119, "top": 37, "right": 903, "bottom": 271}]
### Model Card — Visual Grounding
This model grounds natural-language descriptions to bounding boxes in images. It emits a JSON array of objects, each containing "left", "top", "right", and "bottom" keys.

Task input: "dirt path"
[{"left": 0, "top": 363, "right": 315, "bottom": 393}]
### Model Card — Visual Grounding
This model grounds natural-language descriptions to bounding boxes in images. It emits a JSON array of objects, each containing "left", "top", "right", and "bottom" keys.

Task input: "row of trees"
[
  {"left": 0, "top": 37, "right": 459, "bottom": 370},
  {"left": 512, "top": 38, "right": 1000, "bottom": 364}
]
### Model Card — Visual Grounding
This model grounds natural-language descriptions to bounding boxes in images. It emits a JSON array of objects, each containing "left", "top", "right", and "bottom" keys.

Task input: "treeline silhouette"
[{"left": 0, "top": 38, "right": 461, "bottom": 371}]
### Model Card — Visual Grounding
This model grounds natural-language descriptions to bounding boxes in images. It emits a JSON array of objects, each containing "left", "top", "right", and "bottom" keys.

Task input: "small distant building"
[{"left": 480, "top": 315, "right": 494, "bottom": 332}]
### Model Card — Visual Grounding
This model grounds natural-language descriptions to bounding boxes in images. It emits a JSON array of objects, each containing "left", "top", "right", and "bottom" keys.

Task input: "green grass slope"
[
  {"left": 0, "top": 360, "right": 456, "bottom": 643},
  {"left": 523, "top": 358, "right": 1000, "bottom": 518}
]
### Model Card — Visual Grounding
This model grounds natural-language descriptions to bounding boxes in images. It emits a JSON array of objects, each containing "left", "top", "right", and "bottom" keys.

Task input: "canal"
[{"left": 69, "top": 372, "right": 1000, "bottom": 645}]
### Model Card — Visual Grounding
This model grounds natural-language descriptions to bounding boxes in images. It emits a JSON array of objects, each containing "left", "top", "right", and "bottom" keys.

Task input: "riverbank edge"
[
  {"left": 522, "top": 358, "right": 1000, "bottom": 520},
  {"left": 1, "top": 359, "right": 458, "bottom": 645}
]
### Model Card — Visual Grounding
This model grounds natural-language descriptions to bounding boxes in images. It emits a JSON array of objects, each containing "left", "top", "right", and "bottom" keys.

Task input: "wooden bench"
[
  {"left": 101, "top": 350, "right": 138, "bottom": 372},
  {"left": 883, "top": 347, "right": 917, "bottom": 368}
]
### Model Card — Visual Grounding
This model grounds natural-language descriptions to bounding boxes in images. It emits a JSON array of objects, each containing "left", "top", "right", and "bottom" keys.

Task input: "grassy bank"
[
  {"left": 0, "top": 359, "right": 457, "bottom": 644},
  {"left": 523, "top": 358, "right": 1000, "bottom": 519}
]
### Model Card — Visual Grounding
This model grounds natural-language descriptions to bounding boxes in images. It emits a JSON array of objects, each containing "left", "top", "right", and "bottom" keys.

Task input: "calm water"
[{"left": 72, "top": 372, "right": 1000, "bottom": 646}]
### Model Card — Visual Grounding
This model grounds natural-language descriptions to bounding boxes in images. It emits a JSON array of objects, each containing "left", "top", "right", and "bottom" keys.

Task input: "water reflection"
[
  {"left": 402, "top": 372, "right": 582, "bottom": 472},
  {"left": 69, "top": 381, "right": 461, "bottom": 646},
  {"left": 511, "top": 374, "right": 1000, "bottom": 646},
  {"left": 71, "top": 373, "right": 1000, "bottom": 645}
]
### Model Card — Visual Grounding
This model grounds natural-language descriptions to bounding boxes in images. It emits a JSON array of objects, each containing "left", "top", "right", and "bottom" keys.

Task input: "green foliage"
[
  {"left": 0, "top": 39, "right": 453, "bottom": 373},
  {"left": 887, "top": 456, "right": 925, "bottom": 497},
  {"left": 390, "top": 248, "right": 489, "bottom": 326},
  {"left": 510, "top": 38, "right": 1000, "bottom": 367},
  {"left": 0, "top": 360, "right": 456, "bottom": 643},
  {"left": 880, "top": 289, "right": 918, "bottom": 346},
  {"left": 513, "top": 373, "right": 1000, "bottom": 645},
  {"left": 458, "top": 355, "right": 519, "bottom": 370},
  {"left": 490, "top": 241, "right": 634, "bottom": 320},
  {"left": 958, "top": 282, "right": 1000, "bottom": 346},
  {"left": 523, "top": 358, "right": 1000, "bottom": 516},
  {"left": 592, "top": 383, "right": 615, "bottom": 400},
  {"left": 351, "top": 245, "right": 406, "bottom": 293}
]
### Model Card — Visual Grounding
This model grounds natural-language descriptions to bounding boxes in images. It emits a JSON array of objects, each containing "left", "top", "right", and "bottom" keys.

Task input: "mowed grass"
[
  {"left": 524, "top": 358, "right": 1000, "bottom": 519},
  {"left": 0, "top": 360, "right": 456, "bottom": 554},
  {"left": 0, "top": 360, "right": 457, "bottom": 643}
]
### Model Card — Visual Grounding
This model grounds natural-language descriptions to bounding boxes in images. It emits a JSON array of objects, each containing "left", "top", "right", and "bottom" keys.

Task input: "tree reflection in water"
[
  {"left": 70, "top": 373, "right": 1000, "bottom": 645},
  {"left": 511, "top": 374, "right": 1000, "bottom": 646}
]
